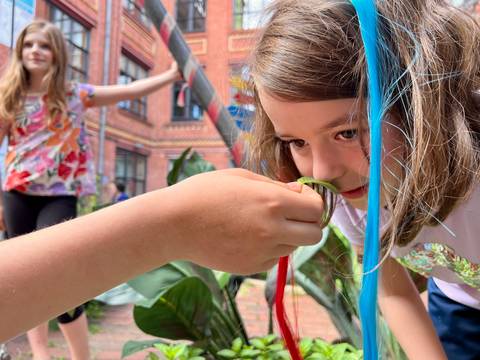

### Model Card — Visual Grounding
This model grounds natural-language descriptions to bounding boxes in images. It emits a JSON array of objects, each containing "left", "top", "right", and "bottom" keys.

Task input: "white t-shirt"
[{"left": 331, "top": 187, "right": 480, "bottom": 309}]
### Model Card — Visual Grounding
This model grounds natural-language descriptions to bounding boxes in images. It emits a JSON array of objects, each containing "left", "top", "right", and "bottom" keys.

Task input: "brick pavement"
[{"left": 6, "top": 279, "right": 338, "bottom": 359}]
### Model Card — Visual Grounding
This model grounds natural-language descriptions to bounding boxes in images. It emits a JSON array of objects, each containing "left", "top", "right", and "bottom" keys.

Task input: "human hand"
[
  {"left": 164, "top": 168, "right": 325, "bottom": 274},
  {"left": 168, "top": 61, "right": 183, "bottom": 81}
]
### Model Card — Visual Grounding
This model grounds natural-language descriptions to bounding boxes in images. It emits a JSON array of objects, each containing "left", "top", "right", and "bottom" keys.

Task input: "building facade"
[{"left": 0, "top": 0, "right": 269, "bottom": 198}]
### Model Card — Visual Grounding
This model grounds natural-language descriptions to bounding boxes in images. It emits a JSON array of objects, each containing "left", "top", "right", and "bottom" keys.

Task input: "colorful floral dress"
[
  {"left": 2, "top": 83, "right": 96, "bottom": 197},
  {"left": 332, "top": 188, "right": 480, "bottom": 309}
]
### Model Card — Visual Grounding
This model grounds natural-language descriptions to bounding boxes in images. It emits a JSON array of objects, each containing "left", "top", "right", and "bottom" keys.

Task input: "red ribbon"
[{"left": 275, "top": 255, "right": 303, "bottom": 360}]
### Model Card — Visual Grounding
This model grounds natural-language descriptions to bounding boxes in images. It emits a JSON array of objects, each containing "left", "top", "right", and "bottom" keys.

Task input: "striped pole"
[{"left": 140, "top": 0, "right": 244, "bottom": 166}]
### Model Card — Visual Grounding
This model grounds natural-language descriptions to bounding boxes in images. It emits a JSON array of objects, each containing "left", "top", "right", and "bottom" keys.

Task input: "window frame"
[
  {"left": 171, "top": 80, "right": 204, "bottom": 122},
  {"left": 117, "top": 53, "right": 150, "bottom": 120},
  {"left": 176, "top": 0, "right": 207, "bottom": 33},
  {"left": 115, "top": 148, "right": 148, "bottom": 197},
  {"left": 123, "top": 0, "right": 151, "bottom": 27},
  {"left": 50, "top": 5, "right": 90, "bottom": 82}
]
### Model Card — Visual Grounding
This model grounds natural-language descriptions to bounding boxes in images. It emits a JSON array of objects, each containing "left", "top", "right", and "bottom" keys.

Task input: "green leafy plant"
[
  {"left": 216, "top": 335, "right": 362, "bottom": 360},
  {"left": 142, "top": 343, "right": 206, "bottom": 360},
  {"left": 123, "top": 261, "right": 247, "bottom": 358}
]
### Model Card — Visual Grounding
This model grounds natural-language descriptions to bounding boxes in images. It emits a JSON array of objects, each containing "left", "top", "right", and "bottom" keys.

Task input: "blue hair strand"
[{"left": 349, "top": 1, "right": 383, "bottom": 359}]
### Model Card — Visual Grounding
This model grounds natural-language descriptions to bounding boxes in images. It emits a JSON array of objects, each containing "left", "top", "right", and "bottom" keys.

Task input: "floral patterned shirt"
[
  {"left": 2, "top": 83, "right": 96, "bottom": 197},
  {"left": 332, "top": 188, "right": 480, "bottom": 309}
]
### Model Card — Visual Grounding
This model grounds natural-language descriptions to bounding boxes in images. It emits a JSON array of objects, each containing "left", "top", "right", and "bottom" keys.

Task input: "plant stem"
[{"left": 223, "top": 288, "right": 249, "bottom": 343}]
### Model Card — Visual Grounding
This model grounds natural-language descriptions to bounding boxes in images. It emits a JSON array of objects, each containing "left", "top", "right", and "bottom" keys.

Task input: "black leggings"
[{"left": 3, "top": 190, "right": 84, "bottom": 324}]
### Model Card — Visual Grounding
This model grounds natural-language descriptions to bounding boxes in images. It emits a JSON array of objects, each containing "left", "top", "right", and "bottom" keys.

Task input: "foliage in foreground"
[{"left": 124, "top": 335, "right": 363, "bottom": 360}]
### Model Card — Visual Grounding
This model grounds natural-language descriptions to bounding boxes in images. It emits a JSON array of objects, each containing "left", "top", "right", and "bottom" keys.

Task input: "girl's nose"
[{"left": 312, "top": 150, "right": 343, "bottom": 183}]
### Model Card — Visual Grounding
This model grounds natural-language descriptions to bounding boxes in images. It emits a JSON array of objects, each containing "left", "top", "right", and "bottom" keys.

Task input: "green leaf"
[
  {"left": 231, "top": 338, "right": 243, "bottom": 353},
  {"left": 167, "top": 148, "right": 216, "bottom": 186},
  {"left": 217, "top": 349, "right": 237, "bottom": 358},
  {"left": 167, "top": 147, "right": 192, "bottom": 186},
  {"left": 239, "top": 349, "right": 261, "bottom": 358},
  {"left": 296, "top": 177, "right": 337, "bottom": 193},
  {"left": 305, "top": 354, "right": 327, "bottom": 360},
  {"left": 263, "top": 334, "right": 278, "bottom": 345},
  {"left": 293, "top": 227, "right": 330, "bottom": 267},
  {"left": 274, "top": 350, "right": 291, "bottom": 360},
  {"left": 300, "top": 338, "right": 313, "bottom": 356},
  {"left": 249, "top": 338, "right": 266, "bottom": 350},
  {"left": 215, "top": 271, "right": 232, "bottom": 290},
  {"left": 189, "top": 348, "right": 205, "bottom": 356},
  {"left": 121, "top": 339, "right": 162, "bottom": 358},
  {"left": 146, "top": 352, "right": 160, "bottom": 360},
  {"left": 181, "top": 151, "right": 216, "bottom": 179},
  {"left": 266, "top": 343, "right": 283, "bottom": 352},
  {"left": 312, "top": 339, "right": 332, "bottom": 354},
  {"left": 128, "top": 261, "right": 223, "bottom": 306},
  {"left": 133, "top": 277, "right": 213, "bottom": 341}
]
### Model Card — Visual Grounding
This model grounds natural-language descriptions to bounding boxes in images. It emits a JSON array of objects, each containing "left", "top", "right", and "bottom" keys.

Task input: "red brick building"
[{"left": 0, "top": 0, "right": 268, "bottom": 198}]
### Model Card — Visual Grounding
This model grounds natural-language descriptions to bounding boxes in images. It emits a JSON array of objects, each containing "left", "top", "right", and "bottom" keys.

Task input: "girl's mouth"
[{"left": 340, "top": 184, "right": 368, "bottom": 199}]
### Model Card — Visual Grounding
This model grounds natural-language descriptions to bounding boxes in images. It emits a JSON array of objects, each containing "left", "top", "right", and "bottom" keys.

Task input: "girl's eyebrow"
[
  {"left": 317, "top": 114, "right": 356, "bottom": 131},
  {"left": 275, "top": 114, "right": 356, "bottom": 138}
]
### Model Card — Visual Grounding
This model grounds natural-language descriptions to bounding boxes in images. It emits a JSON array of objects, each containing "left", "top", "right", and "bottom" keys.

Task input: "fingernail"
[{"left": 286, "top": 182, "right": 302, "bottom": 192}]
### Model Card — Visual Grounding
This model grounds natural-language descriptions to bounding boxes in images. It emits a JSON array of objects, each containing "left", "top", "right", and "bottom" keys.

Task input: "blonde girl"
[
  {"left": 0, "top": 20, "right": 180, "bottom": 360},
  {"left": 249, "top": 0, "right": 480, "bottom": 359}
]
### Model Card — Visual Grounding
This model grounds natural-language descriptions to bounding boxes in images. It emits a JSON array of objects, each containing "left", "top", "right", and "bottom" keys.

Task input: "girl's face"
[
  {"left": 258, "top": 88, "right": 405, "bottom": 210},
  {"left": 22, "top": 31, "right": 54, "bottom": 77}
]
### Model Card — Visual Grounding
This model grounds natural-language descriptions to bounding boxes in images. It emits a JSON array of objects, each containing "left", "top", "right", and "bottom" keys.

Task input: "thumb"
[{"left": 286, "top": 181, "right": 303, "bottom": 193}]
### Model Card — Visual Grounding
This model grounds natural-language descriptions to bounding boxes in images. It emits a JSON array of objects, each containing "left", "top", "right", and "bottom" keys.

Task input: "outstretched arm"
[
  {"left": 90, "top": 62, "right": 182, "bottom": 107},
  {"left": 0, "top": 169, "right": 324, "bottom": 341},
  {"left": 379, "top": 257, "right": 447, "bottom": 359}
]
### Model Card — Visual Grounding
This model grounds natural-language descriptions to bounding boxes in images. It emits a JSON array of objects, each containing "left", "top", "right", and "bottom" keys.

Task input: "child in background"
[
  {"left": 248, "top": 1, "right": 480, "bottom": 359},
  {"left": 0, "top": 20, "right": 181, "bottom": 360}
]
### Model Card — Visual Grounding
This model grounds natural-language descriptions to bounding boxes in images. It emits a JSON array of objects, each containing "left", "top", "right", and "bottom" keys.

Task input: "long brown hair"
[
  {"left": 249, "top": 0, "right": 480, "bottom": 248},
  {"left": 0, "top": 20, "right": 68, "bottom": 126}
]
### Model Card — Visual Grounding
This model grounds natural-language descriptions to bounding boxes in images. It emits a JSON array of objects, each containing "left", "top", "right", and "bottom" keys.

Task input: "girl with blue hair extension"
[{"left": 249, "top": 0, "right": 480, "bottom": 359}]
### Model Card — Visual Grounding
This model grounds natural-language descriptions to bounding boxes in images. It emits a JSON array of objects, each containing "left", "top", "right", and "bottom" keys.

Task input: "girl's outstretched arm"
[
  {"left": 90, "top": 62, "right": 181, "bottom": 107},
  {"left": 0, "top": 168, "right": 324, "bottom": 341},
  {"left": 379, "top": 257, "right": 447, "bottom": 359}
]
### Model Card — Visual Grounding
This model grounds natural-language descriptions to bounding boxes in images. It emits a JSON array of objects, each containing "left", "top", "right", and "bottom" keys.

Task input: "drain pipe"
[{"left": 97, "top": 0, "right": 113, "bottom": 196}]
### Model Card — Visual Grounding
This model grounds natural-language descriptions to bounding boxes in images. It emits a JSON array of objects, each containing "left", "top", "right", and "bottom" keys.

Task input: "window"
[
  {"left": 50, "top": 6, "right": 90, "bottom": 82},
  {"left": 115, "top": 148, "right": 147, "bottom": 196},
  {"left": 123, "top": 0, "right": 150, "bottom": 26},
  {"left": 232, "top": 0, "right": 272, "bottom": 30},
  {"left": 176, "top": 0, "right": 207, "bottom": 33},
  {"left": 172, "top": 81, "right": 203, "bottom": 121},
  {"left": 118, "top": 54, "right": 149, "bottom": 119}
]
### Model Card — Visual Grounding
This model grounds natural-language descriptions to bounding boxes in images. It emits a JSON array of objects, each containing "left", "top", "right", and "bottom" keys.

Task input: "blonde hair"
[
  {"left": 0, "top": 20, "right": 68, "bottom": 125},
  {"left": 249, "top": 0, "right": 480, "bottom": 248}
]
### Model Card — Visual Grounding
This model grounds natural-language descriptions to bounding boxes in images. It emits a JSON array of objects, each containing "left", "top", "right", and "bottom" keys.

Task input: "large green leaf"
[
  {"left": 128, "top": 261, "right": 223, "bottom": 305},
  {"left": 134, "top": 277, "right": 213, "bottom": 340},
  {"left": 180, "top": 151, "right": 216, "bottom": 179},
  {"left": 167, "top": 148, "right": 216, "bottom": 186}
]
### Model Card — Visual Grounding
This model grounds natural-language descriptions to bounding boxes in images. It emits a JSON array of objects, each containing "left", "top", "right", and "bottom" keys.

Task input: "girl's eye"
[
  {"left": 287, "top": 139, "right": 307, "bottom": 149},
  {"left": 23, "top": 42, "right": 32, "bottom": 48},
  {"left": 336, "top": 129, "right": 358, "bottom": 141},
  {"left": 40, "top": 44, "right": 51, "bottom": 50}
]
